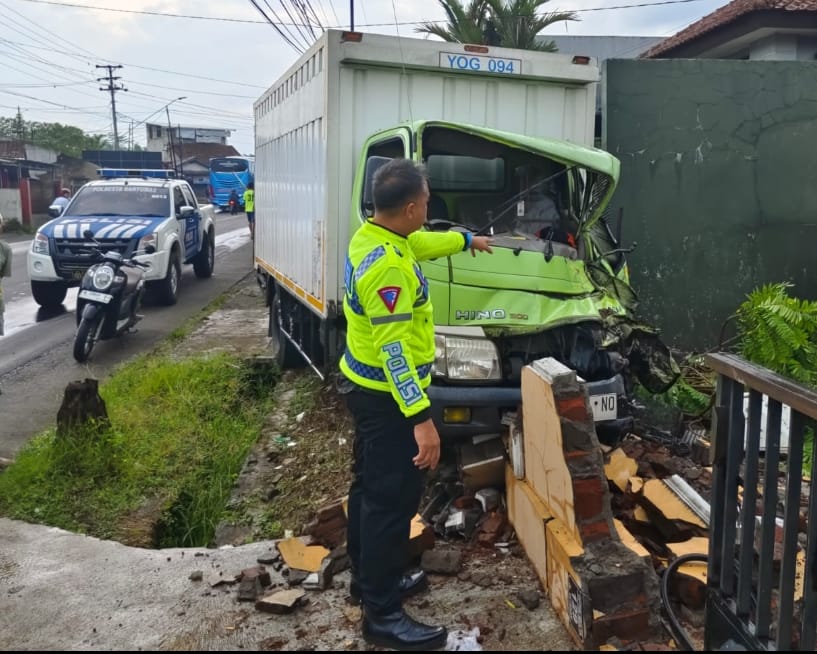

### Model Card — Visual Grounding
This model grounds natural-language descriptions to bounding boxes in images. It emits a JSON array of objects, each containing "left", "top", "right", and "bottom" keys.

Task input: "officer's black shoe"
[
  {"left": 349, "top": 570, "right": 428, "bottom": 604},
  {"left": 362, "top": 609, "right": 447, "bottom": 651}
]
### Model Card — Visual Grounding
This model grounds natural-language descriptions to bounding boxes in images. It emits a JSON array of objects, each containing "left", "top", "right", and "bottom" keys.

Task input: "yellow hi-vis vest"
[{"left": 339, "top": 220, "right": 469, "bottom": 422}]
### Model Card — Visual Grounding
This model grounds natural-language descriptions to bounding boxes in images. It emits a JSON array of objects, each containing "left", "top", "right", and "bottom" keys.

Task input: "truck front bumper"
[
  {"left": 428, "top": 385, "right": 520, "bottom": 440},
  {"left": 428, "top": 375, "right": 634, "bottom": 443}
]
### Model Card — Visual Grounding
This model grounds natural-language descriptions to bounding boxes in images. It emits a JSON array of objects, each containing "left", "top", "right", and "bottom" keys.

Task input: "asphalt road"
[{"left": 0, "top": 213, "right": 256, "bottom": 459}]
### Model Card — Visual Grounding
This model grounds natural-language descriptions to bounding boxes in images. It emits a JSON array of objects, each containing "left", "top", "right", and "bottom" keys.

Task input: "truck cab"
[
  {"left": 29, "top": 176, "right": 216, "bottom": 308},
  {"left": 345, "top": 121, "right": 677, "bottom": 441}
]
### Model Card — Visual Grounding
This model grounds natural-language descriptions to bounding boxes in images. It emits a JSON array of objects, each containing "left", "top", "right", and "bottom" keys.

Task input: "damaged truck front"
[
  {"left": 403, "top": 122, "right": 678, "bottom": 442},
  {"left": 253, "top": 30, "right": 677, "bottom": 443}
]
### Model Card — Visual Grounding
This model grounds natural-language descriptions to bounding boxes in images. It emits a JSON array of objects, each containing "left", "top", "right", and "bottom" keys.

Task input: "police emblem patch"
[{"left": 377, "top": 286, "right": 401, "bottom": 313}]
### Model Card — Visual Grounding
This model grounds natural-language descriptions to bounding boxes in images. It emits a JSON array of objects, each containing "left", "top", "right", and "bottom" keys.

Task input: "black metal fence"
[{"left": 705, "top": 353, "right": 817, "bottom": 650}]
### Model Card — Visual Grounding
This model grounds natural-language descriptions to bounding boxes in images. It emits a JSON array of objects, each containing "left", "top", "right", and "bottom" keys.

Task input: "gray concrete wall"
[
  {"left": 603, "top": 59, "right": 817, "bottom": 350},
  {"left": 0, "top": 188, "right": 21, "bottom": 221}
]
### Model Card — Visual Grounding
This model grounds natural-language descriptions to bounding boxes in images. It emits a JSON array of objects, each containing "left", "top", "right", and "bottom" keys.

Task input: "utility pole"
[
  {"left": 96, "top": 64, "right": 126, "bottom": 150},
  {"left": 350, "top": 0, "right": 354, "bottom": 31},
  {"left": 166, "top": 106, "right": 177, "bottom": 175}
]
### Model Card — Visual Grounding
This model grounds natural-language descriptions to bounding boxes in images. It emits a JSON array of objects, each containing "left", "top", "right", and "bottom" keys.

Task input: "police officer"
[{"left": 339, "top": 158, "right": 493, "bottom": 650}]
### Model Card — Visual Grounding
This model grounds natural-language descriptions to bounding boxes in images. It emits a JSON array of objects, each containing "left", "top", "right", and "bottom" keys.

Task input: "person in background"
[
  {"left": 0, "top": 231, "right": 11, "bottom": 338},
  {"left": 339, "top": 159, "right": 493, "bottom": 650},
  {"left": 243, "top": 182, "right": 255, "bottom": 240},
  {"left": 228, "top": 189, "right": 240, "bottom": 215},
  {"left": 51, "top": 188, "right": 71, "bottom": 213}
]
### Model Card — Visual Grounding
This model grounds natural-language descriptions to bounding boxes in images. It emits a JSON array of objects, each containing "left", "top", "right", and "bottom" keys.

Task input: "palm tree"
[
  {"left": 416, "top": 0, "right": 490, "bottom": 45},
  {"left": 488, "top": 0, "right": 577, "bottom": 51},
  {"left": 416, "top": 0, "right": 577, "bottom": 51}
]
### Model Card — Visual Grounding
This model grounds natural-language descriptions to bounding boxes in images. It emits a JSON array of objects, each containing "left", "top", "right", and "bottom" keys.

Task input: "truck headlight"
[
  {"left": 31, "top": 232, "right": 49, "bottom": 255},
  {"left": 433, "top": 334, "right": 501, "bottom": 381}
]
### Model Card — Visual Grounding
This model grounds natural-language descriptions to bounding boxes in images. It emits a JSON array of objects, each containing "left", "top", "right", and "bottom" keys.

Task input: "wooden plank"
[{"left": 506, "top": 465, "right": 552, "bottom": 591}]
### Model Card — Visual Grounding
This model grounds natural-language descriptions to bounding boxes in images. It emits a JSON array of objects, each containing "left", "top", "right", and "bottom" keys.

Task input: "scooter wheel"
[{"left": 73, "top": 315, "right": 101, "bottom": 363}]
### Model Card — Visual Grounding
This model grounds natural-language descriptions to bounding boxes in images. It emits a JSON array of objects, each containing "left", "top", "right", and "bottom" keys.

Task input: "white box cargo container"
[{"left": 253, "top": 29, "right": 599, "bottom": 319}]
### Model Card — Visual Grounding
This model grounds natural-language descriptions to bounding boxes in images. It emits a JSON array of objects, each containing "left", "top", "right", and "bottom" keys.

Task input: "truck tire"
[
  {"left": 31, "top": 280, "right": 67, "bottom": 308},
  {"left": 153, "top": 250, "right": 181, "bottom": 306},
  {"left": 193, "top": 228, "right": 215, "bottom": 279},
  {"left": 270, "top": 290, "right": 304, "bottom": 369}
]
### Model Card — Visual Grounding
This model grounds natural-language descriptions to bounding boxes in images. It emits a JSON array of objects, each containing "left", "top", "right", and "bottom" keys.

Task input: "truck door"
[{"left": 351, "top": 127, "right": 412, "bottom": 230}]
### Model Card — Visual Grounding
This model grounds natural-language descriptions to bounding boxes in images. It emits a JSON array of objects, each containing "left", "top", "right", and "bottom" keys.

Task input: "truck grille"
[{"left": 53, "top": 237, "right": 136, "bottom": 280}]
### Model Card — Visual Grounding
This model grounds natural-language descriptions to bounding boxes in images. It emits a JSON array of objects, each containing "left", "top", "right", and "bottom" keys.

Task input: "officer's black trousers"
[{"left": 345, "top": 388, "right": 425, "bottom": 616}]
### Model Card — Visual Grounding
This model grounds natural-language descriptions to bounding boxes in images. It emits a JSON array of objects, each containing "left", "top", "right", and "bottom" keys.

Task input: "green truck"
[{"left": 253, "top": 30, "right": 676, "bottom": 442}]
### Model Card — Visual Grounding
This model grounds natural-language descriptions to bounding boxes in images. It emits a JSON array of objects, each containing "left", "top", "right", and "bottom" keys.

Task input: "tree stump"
[{"left": 56, "top": 378, "right": 110, "bottom": 438}]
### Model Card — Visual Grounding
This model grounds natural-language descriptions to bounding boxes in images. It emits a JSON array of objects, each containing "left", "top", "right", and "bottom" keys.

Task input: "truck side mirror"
[
  {"left": 179, "top": 205, "right": 195, "bottom": 218},
  {"left": 48, "top": 205, "right": 63, "bottom": 218},
  {"left": 361, "top": 156, "right": 392, "bottom": 218}
]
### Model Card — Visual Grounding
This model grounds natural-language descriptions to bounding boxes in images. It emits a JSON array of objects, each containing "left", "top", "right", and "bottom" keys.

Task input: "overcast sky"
[{"left": 0, "top": 0, "right": 726, "bottom": 154}]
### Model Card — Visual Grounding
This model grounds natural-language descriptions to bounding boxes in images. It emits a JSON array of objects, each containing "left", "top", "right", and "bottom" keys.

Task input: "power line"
[
  {"left": 247, "top": 0, "right": 306, "bottom": 54},
  {"left": 12, "top": 0, "right": 712, "bottom": 25}
]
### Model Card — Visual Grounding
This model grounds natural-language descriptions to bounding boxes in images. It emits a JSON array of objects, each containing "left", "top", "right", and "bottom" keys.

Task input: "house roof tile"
[{"left": 641, "top": 0, "right": 817, "bottom": 58}]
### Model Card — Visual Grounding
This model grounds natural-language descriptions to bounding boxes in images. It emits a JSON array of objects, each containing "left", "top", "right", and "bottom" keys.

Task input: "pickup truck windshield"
[{"left": 68, "top": 185, "right": 170, "bottom": 217}]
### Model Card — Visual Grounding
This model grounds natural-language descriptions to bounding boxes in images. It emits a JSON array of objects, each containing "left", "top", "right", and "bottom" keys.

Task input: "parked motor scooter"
[{"left": 73, "top": 230, "right": 154, "bottom": 362}]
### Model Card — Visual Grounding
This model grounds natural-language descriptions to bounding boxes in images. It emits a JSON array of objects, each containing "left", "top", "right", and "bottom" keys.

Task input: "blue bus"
[{"left": 208, "top": 156, "right": 254, "bottom": 210}]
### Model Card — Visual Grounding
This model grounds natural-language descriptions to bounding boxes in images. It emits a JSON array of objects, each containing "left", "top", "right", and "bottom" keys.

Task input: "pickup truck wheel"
[
  {"left": 31, "top": 280, "right": 67, "bottom": 308},
  {"left": 271, "top": 291, "right": 304, "bottom": 369},
  {"left": 153, "top": 251, "right": 181, "bottom": 306},
  {"left": 193, "top": 229, "right": 215, "bottom": 279}
]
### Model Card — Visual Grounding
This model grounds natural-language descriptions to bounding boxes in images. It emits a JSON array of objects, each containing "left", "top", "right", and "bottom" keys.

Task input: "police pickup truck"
[{"left": 28, "top": 174, "right": 216, "bottom": 308}]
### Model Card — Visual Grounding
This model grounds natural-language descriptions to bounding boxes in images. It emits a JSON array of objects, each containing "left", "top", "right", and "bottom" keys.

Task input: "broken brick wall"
[{"left": 510, "top": 357, "right": 660, "bottom": 648}]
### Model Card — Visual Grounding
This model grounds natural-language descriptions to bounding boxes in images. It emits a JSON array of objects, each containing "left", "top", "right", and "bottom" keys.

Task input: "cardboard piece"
[
  {"left": 613, "top": 519, "right": 650, "bottom": 559},
  {"left": 605, "top": 450, "right": 638, "bottom": 493},
  {"left": 668, "top": 537, "right": 709, "bottom": 558},
  {"left": 642, "top": 479, "right": 707, "bottom": 530},
  {"left": 277, "top": 537, "right": 330, "bottom": 573},
  {"left": 459, "top": 436, "right": 506, "bottom": 491}
]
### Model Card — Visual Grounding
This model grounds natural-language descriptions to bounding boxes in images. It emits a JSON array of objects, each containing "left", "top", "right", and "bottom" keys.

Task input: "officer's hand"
[
  {"left": 413, "top": 418, "right": 441, "bottom": 470},
  {"left": 470, "top": 235, "right": 494, "bottom": 257}
]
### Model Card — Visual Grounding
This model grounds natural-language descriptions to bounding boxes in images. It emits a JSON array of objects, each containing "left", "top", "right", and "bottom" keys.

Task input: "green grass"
[{"left": 0, "top": 353, "right": 278, "bottom": 547}]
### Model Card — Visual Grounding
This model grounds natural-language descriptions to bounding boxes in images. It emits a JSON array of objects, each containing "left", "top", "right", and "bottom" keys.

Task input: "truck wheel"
[
  {"left": 153, "top": 251, "right": 181, "bottom": 306},
  {"left": 193, "top": 229, "right": 215, "bottom": 279},
  {"left": 270, "top": 291, "right": 304, "bottom": 369},
  {"left": 31, "top": 280, "right": 67, "bottom": 308}
]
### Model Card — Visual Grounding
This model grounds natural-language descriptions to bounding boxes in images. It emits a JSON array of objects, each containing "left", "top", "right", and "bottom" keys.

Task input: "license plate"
[
  {"left": 590, "top": 393, "right": 617, "bottom": 422},
  {"left": 78, "top": 290, "right": 113, "bottom": 304},
  {"left": 439, "top": 52, "right": 521, "bottom": 75}
]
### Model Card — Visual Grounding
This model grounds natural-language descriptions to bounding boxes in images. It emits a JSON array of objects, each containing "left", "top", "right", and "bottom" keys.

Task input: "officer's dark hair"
[{"left": 372, "top": 158, "right": 427, "bottom": 213}]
